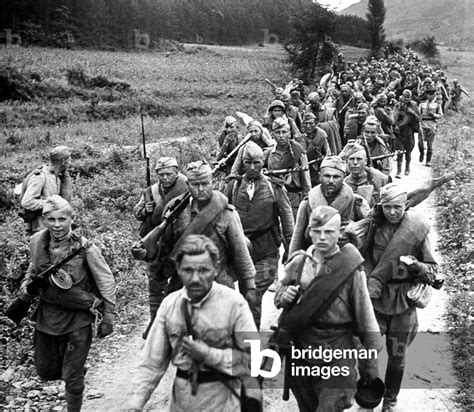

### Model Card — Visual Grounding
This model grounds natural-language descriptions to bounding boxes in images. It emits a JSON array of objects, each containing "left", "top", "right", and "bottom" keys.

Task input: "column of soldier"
[{"left": 12, "top": 48, "right": 462, "bottom": 412}]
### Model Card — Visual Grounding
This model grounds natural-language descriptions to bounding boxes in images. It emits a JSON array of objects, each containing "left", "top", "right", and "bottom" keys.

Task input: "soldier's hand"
[
  {"left": 97, "top": 322, "right": 113, "bottom": 338},
  {"left": 244, "top": 289, "right": 258, "bottom": 308},
  {"left": 181, "top": 336, "right": 209, "bottom": 362},
  {"left": 131, "top": 244, "right": 147, "bottom": 260},
  {"left": 401, "top": 255, "right": 423, "bottom": 273},
  {"left": 280, "top": 285, "right": 300, "bottom": 305},
  {"left": 144, "top": 201, "right": 155, "bottom": 214},
  {"left": 360, "top": 363, "right": 379, "bottom": 385}
]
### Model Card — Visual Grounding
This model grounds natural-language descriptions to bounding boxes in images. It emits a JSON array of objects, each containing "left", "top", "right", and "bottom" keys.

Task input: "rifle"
[
  {"left": 263, "top": 157, "right": 324, "bottom": 176},
  {"left": 141, "top": 113, "right": 151, "bottom": 188},
  {"left": 5, "top": 244, "right": 89, "bottom": 324},
  {"left": 371, "top": 150, "right": 406, "bottom": 161},
  {"left": 361, "top": 135, "right": 373, "bottom": 168},
  {"left": 265, "top": 78, "right": 278, "bottom": 91},
  {"left": 132, "top": 133, "right": 253, "bottom": 262}
]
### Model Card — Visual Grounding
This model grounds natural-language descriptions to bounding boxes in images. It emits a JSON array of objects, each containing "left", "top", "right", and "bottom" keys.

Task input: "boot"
[
  {"left": 426, "top": 149, "right": 432, "bottom": 167},
  {"left": 405, "top": 159, "right": 410, "bottom": 175},
  {"left": 383, "top": 366, "right": 405, "bottom": 411},
  {"left": 395, "top": 161, "right": 402, "bottom": 179},
  {"left": 66, "top": 391, "right": 83, "bottom": 412}
]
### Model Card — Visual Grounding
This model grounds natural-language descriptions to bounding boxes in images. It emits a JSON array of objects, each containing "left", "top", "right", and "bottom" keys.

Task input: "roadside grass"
[{"left": 434, "top": 48, "right": 473, "bottom": 409}]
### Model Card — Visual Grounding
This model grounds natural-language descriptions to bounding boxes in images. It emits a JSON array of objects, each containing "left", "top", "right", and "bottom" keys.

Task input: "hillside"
[{"left": 338, "top": 0, "right": 473, "bottom": 47}]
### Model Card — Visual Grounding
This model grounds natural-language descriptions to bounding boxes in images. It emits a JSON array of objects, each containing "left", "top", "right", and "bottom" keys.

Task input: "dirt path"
[{"left": 82, "top": 144, "right": 457, "bottom": 411}]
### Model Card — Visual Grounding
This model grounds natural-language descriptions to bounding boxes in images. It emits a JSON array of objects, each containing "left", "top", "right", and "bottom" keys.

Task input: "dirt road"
[{"left": 82, "top": 144, "right": 457, "bottom": 411}]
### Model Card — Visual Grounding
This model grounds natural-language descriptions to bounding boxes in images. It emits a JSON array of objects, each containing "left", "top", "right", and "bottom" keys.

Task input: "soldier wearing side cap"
[
  {"left": 305, "top": 92, "right": 341, "bottom": 154},
  {"left": 264, "top": 118, "right": 311, "bottom": 219},
  {"left": 156, "top": 161, "right": 258, "bottom": 314},
  {"left": 346, "top": 183, "right": 439, "bottom": 412},
  {"left": 20, "top": 145, "right": 72, "bottom": 235},
  {"left": 275, "top": 206, "right": 381, "bottom": 411},
  {"left": 225, "top": 142, "right": 294, "bottom": 329},
  {"left": 133, "top": 157, "right": 188, "bottom": 324},
  {"left": 133, "top": 157, "right": 188, "bottom": 237},
  {"left": 19, "top": 195, "right": 116, "bottom": 412},
  {"left": 343, "top": 142, "right": 389, "bottom": 207},
  {"left": 296, "top": 112, "right": 331, "bottom": 187},
  {"left": 289, "top": 156, "right": 370, "bottom": 255}
]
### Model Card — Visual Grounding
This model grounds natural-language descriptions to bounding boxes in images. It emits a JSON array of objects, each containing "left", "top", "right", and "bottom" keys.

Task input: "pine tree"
[{"left": 366, "top": 0, "right": 386, "bottom": 58}]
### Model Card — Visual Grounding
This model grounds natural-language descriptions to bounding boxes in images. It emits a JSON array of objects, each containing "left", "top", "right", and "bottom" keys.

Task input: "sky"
[{"left": 315, "top": 0, "right": 360, "bottom": 12}]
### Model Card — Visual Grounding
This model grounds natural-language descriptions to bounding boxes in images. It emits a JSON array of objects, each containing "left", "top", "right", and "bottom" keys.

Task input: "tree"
[
  {"left": 366, "top": 0, "right": 386, "bottom": 58},
  {"left": 284, "top": 4, "right": 336, "bottom": 82}
]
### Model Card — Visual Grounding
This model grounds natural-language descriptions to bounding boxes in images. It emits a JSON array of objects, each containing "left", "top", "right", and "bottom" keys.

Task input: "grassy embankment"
[{"left": 433, "top": 47, "right": 473, "bottom": 409}]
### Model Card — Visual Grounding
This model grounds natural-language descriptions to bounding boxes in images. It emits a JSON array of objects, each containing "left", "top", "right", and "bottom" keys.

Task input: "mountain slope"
[{"left": 338, "top": 0, "right": 473, "bottom": 46}]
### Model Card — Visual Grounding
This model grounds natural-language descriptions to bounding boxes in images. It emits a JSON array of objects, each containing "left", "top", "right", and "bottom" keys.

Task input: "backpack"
[{"left": 17, "top": 166, "right": 44, "bottom": 223}]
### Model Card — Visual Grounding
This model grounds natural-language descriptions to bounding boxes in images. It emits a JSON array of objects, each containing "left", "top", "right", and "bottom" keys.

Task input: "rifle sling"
[{"left": 279, "top": 244, "right": 364, "bottom": 335}]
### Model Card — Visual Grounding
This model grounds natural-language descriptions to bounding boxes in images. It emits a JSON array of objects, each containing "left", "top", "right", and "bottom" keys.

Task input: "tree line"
[{"left": 1, "top": 0, "right": 369, "bottom": 50}]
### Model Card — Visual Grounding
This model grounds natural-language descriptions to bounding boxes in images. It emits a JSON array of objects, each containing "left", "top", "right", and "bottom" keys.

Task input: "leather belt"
[{"left": 176, "top": 368, "right": 234, "bottom": 384}]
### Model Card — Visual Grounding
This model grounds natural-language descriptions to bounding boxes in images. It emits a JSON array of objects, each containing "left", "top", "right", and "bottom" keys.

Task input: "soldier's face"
[
  {"left": 243, "top": 157, "right": 263, "bottom": 180},
  {"left": 363, "top": 125, "right": 377, "bottom": 143},
  {"left": 44, "top": 208, "right": 72, "bottom": 241},
  {"left": 319, "top": 167, "right": 345, "bottom": 198},
  {"left": 247, "top": 126, "right": 262, "bottom": 141},
  {"left": 188, "top": 178, "right": 213, "bottom": 204},
  {"left": 272, "top": 126, "right": 290, "bottom": 147},
  {"left": 178, "top": 251, "right": 217, "bottom": 302},
  {"left": 303, "top": 119, "right": 317, "bottom": 133},
  {"left": 348, "top": 152, "right": 367, "bottom": 176},
  {"left": 157, "top": 167, "right": 178, "bottom": 189},
  {"left": 309, "top": 215, "right": 341, "bottom": 256},
  {"left": 382, "top": 199, "right": 406, "bottom": 224},
  {"left": 271, "top": 108, "right": 284, "bottom": 118}
]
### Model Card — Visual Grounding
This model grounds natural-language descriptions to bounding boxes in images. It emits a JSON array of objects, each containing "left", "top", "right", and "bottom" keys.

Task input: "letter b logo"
[{"left": 245, "top": 339, "right": 282, "bottom": 378}]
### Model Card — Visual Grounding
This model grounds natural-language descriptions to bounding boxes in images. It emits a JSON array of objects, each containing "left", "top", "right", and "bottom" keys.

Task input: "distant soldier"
[
  {"left": 225, "top": 142, "right": 294, "bottom": 328},
  {"left": 296, "top": 112, "right": 331, "bottom": 186},
  {"left": 419, "top": 86, "right": 443, "bottom": 166},
  {"left": 393, "top": 89, "right": 420, "bottom": 177},
  {"left": 335, "top": 84, "right": 356, "bottom": 147},
  {"left": 20, "top": 145, "right": 72, "bottom": 235},
  {"left": 133, "top": 157, "right": 188, "bottom": 326},
  {"left": 448, "top": 79, "right": 470, "bottom": 112},
  {"left": 264, "top": 118, "right": 311, "bottom": 219},
  {"left": 305, "top": 92, "right": 341, "bottom": 154},
  {"left": 280, "top": 92, "right": 303, "bottom": 131}
]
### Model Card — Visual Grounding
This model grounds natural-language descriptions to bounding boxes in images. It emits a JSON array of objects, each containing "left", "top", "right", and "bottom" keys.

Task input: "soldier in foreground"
[
  {"left": 127, "top": 235, "right": 257, "bottom": 411},
  {"left": 347, "top": 183, "right": 439, "bottom": 412},
  {"left": 20, "top": 145, "right": 72, "bottom": 235},
  {"left": 19, "top": 195, "right": 116, "bottom": 412},
  {"left": 274, "top": 206, "right": 381, "bottom": 411}
]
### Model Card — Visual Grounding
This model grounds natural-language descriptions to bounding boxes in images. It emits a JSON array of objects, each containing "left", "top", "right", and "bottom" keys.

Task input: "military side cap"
[
  {"left": 268, "top": 100, "right": 285, "bottom": 111},
  {"left": 43, "top": 195, "right": 70, "bottom": 215},
  {"left": 320, "top": 156, "right": 346, "bottom": 174},
  {"left": 272, "top": 117, "right": 290, "bottom": 131},
  {"left": 380, "top": 183, "right": 407, "bottom": 204},
  {"left": 303, "top": 112, "right": 317, "bottom": 122},
  {"left": 345, "top": 142, "right": 366, "bottom": 158},
  {"left": 309, "top": 205, "right": 339, "bottom": 228},
  {"left": 49, "top": 145, "right": 72, "bottom": 162},
  {"left": 185, "top": 160, "right": 212, "bottom": 181},
  {"left": 155, "top": 157, "right": 178, "bottom": 171}
]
